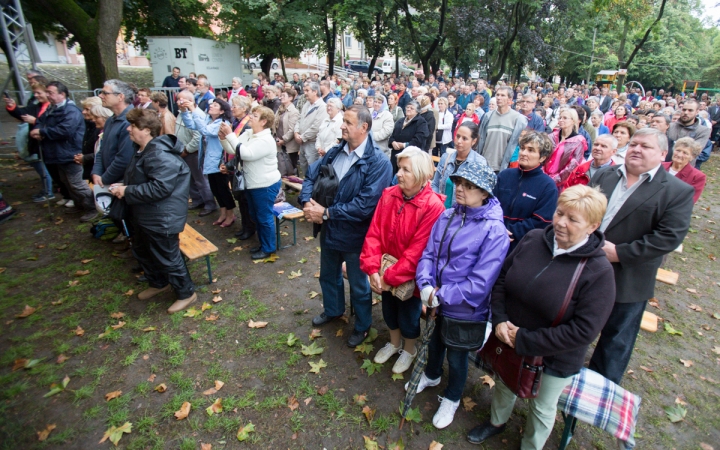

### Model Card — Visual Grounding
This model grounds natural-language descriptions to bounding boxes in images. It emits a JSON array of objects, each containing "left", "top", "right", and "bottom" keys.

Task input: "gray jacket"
[
  {"left": 174, "top": 115, "right": 201, "bottom": 154},
  {"left": 294, "top": 98, "right": 328, "bottom": 144},
  {"left": 475, "top": 109, "right": 528, "bottom": 171}
]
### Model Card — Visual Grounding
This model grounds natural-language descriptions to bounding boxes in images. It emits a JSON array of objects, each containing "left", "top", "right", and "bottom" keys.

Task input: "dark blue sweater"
[{"left": 495, "top": 165, "right": 558, "bottom": 251}]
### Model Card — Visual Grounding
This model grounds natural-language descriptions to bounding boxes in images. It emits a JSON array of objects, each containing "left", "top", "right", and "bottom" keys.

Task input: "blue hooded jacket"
[
  {"left": 299, "top": 135, "right": 392, "bottom": 253},
  {"left": 37, "top": 101, "right": 85, "bottom": 164}
]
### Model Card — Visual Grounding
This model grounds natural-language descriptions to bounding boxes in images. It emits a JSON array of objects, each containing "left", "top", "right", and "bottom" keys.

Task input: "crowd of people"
[{"left": 1, "top": 66, "right": 708, "bottom": 448}]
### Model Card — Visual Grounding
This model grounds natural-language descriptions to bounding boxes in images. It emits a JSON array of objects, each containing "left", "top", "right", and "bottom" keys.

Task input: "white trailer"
[{"left": 146, "top": 36, "right": 254, "bottom": 87}]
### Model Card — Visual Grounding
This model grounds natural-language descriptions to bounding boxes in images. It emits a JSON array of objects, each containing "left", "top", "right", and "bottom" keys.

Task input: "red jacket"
[
  {"left": 453, "top": 113, "right": 480, "bottom": 139},
  {"left": 662, "top": 162, "right": 706, "bottom": 204},
  {"left": 561, "top": 159, "right": 615, "bottom": 191},
  {"left": 360, "top": 183, "right": 445, "bottom": 294}
]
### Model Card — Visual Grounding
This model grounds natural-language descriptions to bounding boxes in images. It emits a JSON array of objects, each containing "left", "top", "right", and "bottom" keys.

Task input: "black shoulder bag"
[{"left": 310, "top": 163, "right": 340, "bottom": 237}]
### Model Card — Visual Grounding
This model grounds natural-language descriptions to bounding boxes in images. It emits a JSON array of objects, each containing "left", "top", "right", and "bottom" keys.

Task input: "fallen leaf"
[
  {"left": 12, "top": 359, "right": 28, "bottom": 371},
  {"left": 712, "top": 346, "right": 720, "bottom": 355},
  {"left": 462, "top": 396, "right": 477, "bottom": 412},
  {"left": 429, "top": 441, "right": 444, "bottom": 450},
  {"left": 286, "top": 333, "right": 299, "bottom": 346},
  {"left": 248, "top": 320, "right": 268, "bottom": 328},
  {"left": 201, "top": 302, "right": 213, "bottom": 311},
  {"left": 288, "top": 270, "right": 302, "bottom": 279},
  {"left": 99, "top": 422, "right": 132, "bottom": 446},
  {"left": 364, "top": 328, "right": 378, "bottom": 343},
  {"left": 304, "top": 397, "right": 312, "bottom": 405},
  {"left": 277, "top": 270, "right": 284, "bottom": 274},
  {"left": 148, "top": 374, "right": 156, "bottom": 382},
  {"left": 664, "top": 405, "right": 687, "bottom": 422},
  {"left": 362, "top": 405, "right": 376, "bottom": 423},
  {"left": 74, "top": 270, "right": 90, "bottom": 277},
  {"left": 174, "top": 402, "right": 191, "bottom": 420},
  {"left": 74, "top": 326, "right": 85, "bottom": 336},
  {"left": 480, "top": 375, "right": 496, "bottom": 388},
  {"left": 81, "top": 259, "right": 94, "bottom": 264},
  {"left": 201, "top": 443, "right": 212, "bottom": 450},
  {"left": 211, "top": 288, "right": 221, "bottom": 294},
  {"left": 354, "top": 394, "right": 368, "bottom": 405},
  {"left": 111, "top": 321, "right": 126, "bottom": 330},
  {"left": 309, "top": 290, "right": 319, "bottom": 299},
  {"left": 67, "top": 280, "right": 79, "bottom": 287},
  {"left": 314, "top": 272, "right": 320, "bottom": 278},
  {"left": 304, "top": 236, "right": 314, "bottom": 241},
  {"left": 37, "top": 424, "right": 56, "bottom": 441},
  {"left": 203, "top": 387, "right": 218, "bottom": 395},
  {"left": 215, "top": 380, "right": 225, "bottom": 391},
  {"left": 236, "top": 422, "right": 255, "bottom": 441},
  {"left": 51, "top": 300, "right": 63, "bottom": 306},
  {"left": 0, "top": 267, "right": 5, "bottom": 274},
  {"left": 230, "top": 246, "right": 244, "bottom": 252},
  {"left": 16, "top": 305, "right": 37, "bottom": 318},
  {"left": 262, "top": 253, "right": 279, "bottom": 263},
  {"left": 354, "top": 342, "right": 373, "bottom": 355},
  {"left": 391, "top": 373, "right": 404, "bottom": 381},
  {"left": 105, "top": 390, "right": 122, "bottom": 401},
  {"left": 288, "top": 395, "right": 299, "bottom": 411},
  {"left": 335, "top": 329, "right": 344, "bottom": 337},
  {"left": 142, "top": 354, "right": 149, "bottom": 360},
  {"left": 686, "top": 288, "right": 698, "bottom": 294},
  {"left": 154, "top": 383, "right": 167, "bottom": 393},
  {"left": 226, "top": 238, "right": 238, "bottom": 244},
  {"left": 714, "top": 313, "right": 720, "bottom": 320},
  {"left": 54, "top": 218, "right": 64, "bottom": 225},
  {"left": 700, "top": 444, "right": 714, "bottom": 450},
  {"left": 298, "top": 257, "right": 308, "bottom": 264},
  {"left": 183, "top": 308, "right": 202, "bottom": 318},
  {"left": 212, "top": 296, "right": 222, "bottom": 303},
  {"left": 56, "top": 354, "right": 69, "bottom": 364},
  {"left": 309, "top": 359, "right": 327, "bottom": 373},
  {"left": 301, "top": 342, "right": 324, "bottom": 356},
  {"left": 110, "top": 312, "right": 125, "bottom": 319},
  {"left": 689, "top": 304, "right": 703, "bottom": 312},
  {"left": 205, "top": 314, "right": 219, "bottom": 321},
  {"left": 364, "top": 435, "right": 380, "bottom": 450},
  {"left": 640, "top": 365, "right": 654, "bottom": 373},
  {"left": 309, "top": 329, "right": 322, "bottom": 340},
  {"left": 206, "top": 398, "right": 223, "bottom": 415},
  {"left": 649, "top": 299, "right": 661, "bottom": 309},
  {"left": 317, "top": 385, "right": 329, "bottom": 395},
  {"left": 664, "top": 323, "right": 683, "bottom": 336},
  {"left": 124, "top": 289, "right": 134, "bottom": 296},
  {"left": 388, "top": 437, "right": 406, "bottom": 450},
  {"left": 675, "top": 397, "right": 688, "bottom": 406},
  {"left": 26, "top": 256, "right": 38, "bottom": 261},
  {"left": 142, "top": 326, "right": 157, "bottom": 332},
  {"left": 679, "top": 359, "right": 694, "bottom": 367}
]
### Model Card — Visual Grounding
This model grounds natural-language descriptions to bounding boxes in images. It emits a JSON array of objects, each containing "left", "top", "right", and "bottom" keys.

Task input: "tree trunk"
[
  {"left": 329, "top": 19, "right": 336, "bottom": 75},
  {"left": 400, "top": 0, "right": 447, "bottom": 79},
  {"left": 280, "top": 52, "right": 287, "bottom": 81},
  {"left": 617, "top": 17, "right": 630, "bottom": 67},
  {"left": 488, "top": 0, "right": 534, "bottom": 85},
  {"left": 34, "top": 0, "right": 123, "bottom": 89},
  {"left": 617, "top": 0, "right": 667, "bottom": 93},
  {"left": 260, "top": 54, "right": 275, "bottom": 76}
]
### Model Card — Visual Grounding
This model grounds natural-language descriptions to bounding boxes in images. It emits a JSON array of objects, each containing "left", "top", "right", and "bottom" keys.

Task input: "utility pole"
[{"left": 586, "top": 27, "right": 597, "bottom": 86}]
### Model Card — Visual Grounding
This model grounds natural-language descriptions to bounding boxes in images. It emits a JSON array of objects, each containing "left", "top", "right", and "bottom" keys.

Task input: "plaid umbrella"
[{"left": 400, "top": 307, "right": 437, "bottom": 429}]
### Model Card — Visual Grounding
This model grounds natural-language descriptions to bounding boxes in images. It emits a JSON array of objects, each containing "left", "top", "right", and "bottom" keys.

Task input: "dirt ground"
[{"left": 1, "top": 148, "right": 719, "bottom": 449}]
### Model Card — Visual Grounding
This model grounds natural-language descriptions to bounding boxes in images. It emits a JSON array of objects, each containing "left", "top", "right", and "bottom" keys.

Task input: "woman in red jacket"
[
  {"left": 662, "top": 137, "right": 706, "bottom": 203},
  {"left": 453, "top": 103, "right": 481, "bottom": 139},
  {"left": 360, "top": 146, "right": 445, "bottom": 374}
]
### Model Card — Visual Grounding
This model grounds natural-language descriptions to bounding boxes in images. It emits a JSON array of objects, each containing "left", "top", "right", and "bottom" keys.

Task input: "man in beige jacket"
[{"left": 294, "top": 81, "right": 328, "bottom": 177}]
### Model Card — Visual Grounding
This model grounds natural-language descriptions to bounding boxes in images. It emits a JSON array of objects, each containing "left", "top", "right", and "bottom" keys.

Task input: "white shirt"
[
  {"left": 553, "top": 236, "right": 589, "bottom": 257},
  {"left": 600, "top": 164, "right": 661, "bottom": 232},
  {"left": 333, "top": 135, "right": 367, "bottom": 181}
]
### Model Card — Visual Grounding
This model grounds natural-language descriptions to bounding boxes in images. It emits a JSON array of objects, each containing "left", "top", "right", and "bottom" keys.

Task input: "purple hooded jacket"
[{"left": 416, "top": 197, "right": 510, "bottom": 321}]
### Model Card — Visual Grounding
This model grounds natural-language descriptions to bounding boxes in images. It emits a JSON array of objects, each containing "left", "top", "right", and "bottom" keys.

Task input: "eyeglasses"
[
  {"left": 99, "top": 91, "right": 120, "bottom": 96},
  {"left": 453, "top": 180, "right": 478, "bottom": 190}
]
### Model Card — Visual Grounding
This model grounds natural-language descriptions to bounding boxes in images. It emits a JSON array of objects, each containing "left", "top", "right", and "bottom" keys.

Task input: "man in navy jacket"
[
  {"left": 31, "top": 81, "right": 95, "bottom": 222},
  {"left": 300, "top": 105, "right": 392, "bottom": 348},
  {"left": 92, "top": 79, "right": 135, "bottom": 188}
]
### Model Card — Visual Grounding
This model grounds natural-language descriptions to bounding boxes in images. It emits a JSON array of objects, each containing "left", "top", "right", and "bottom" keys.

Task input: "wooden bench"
[
  {"left": 273, "top": 202, "right": 305, "bottom": 249},
  {"left": 656, "top": 268, "right": 679, "bottom": 285},
  {"left": 431, "top": 155, "right": 440, "bottom": 164},
  {"left": 281, "top": 177, "right": 303, "bottom": 192},
  {"left": 179, "top": 223, "right": 218, "bottom": 283}
]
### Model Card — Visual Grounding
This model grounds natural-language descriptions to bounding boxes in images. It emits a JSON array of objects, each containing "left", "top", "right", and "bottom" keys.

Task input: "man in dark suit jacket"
[
  {"left": 598, "top": 87, "right": 612, "bottom": 114},
  {"left": 588, "top": 127, "right": 694, "bottom": 384}
]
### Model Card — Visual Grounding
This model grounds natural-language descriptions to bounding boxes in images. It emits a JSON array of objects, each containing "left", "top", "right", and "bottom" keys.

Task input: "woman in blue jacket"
[
  {"left": 413, "top": 162, "right": 510, "bottom": 430},
  {"left": 181, "top": 98, "right": 236, "bottom": 227}
]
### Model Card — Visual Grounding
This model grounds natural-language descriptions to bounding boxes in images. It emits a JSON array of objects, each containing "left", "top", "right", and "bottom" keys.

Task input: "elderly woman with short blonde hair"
[
  {"left": 316, "top": 97, "right": 344, "bottom": 156},
  {"left": 360, "top": 146, "right": 445, "bottom": 374},
  {"left": 662, "top": 137, "right": 706, "bottom": 203}
]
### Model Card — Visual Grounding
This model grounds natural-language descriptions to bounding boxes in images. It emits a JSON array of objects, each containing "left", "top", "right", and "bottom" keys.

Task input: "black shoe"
[
  {"left": 312, "top": 312, "right": 340, "bottom": 326},
  {"left": 467, "top": 421, "right": 506, "bottom": 445},
  {"left": 236, "top": 230, "right": 256, "bottom": 240},
  {"left": 249, "top": 246, "right": 261, "bottom": 253},
  {"left": 131, "top": 265, "right": 143, "bottom": 273},
  {"left": 347, "top": 328, "right": 370, "bottom": 348},
  {"left": 198, "top": 208, "right": 215, "bottom": 217},
  {"left": 137, "top": 275, "right": 148, "bottom": 283},
  {"left": 189, "top": 203, "right": 204, "bottom": 210},
  {"left": 250, "top": 250, "right": 271, "bottom": 260}
]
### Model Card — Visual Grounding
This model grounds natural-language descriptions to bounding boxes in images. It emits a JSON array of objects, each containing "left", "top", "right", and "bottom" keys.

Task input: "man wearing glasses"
[
  {"left": 517, "top": 94, "right": 546, "bottom": 132},
  {"left": 92, "top": 80, "right": 135, "bottom": 189}
]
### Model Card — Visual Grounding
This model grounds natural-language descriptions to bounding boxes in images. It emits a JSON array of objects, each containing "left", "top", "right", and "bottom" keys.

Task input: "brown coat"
[{"left": 275, "top": 103, "right": 300, "bottom": 154}]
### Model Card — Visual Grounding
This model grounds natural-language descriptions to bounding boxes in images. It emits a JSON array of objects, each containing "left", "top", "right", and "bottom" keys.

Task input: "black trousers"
[
  {"left": 234, "top": 190, "right": 256, "bottom": 234},
  {"left": 132, "top": 226, "right": 194, "bottom": 299},
  {"left": 45, "top": 163, "right": 71, "bottom": 199},
  {"left": 207, "top": 172, "right": 236, "bottom": 209}
]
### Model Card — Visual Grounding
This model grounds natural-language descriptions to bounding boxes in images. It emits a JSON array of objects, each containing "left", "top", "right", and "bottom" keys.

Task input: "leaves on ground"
[
  {"left": 665, "top": 323, "right": 683, "bottom": 336},
  {"left": 230, "top": 246, "right": 243, "bottom": 252},
  {"left": 99, "top": 422, "right": 132, "bottom": 446},
  {"left": 317, "top": 385, "right": 328, "bottom": 395},
  {"left": 360, "top": 359, "right": 382, "bottom": 376},
  {"left": 309, "top": 290, "right": 319, "bottom": 299},
  {"left": 288, "top": 395, "right": 299, "bottom": 411},
  {"left": 712, "top": 346, "right": 720, "bottom": 355},
  {"left": 286, "top": 333, "right": 299, "bottom": 347},
  {"left": 399, "top": 403, "right": 422, "bottom": 423},
  {"left": 354, "top": 342, "right": 373, "bottom": 355},
  {"left": 462, "top": 396, "right": 477, "bottom": 411},
  {"left": 686, "top": 288, "right": 698, "bottom": 294},
  {"left": 288, "top": 270, "right": 302, "bottom": 279},
  {"left": 174, "top": 401, "right": 191, "bottom": 420},
  {"left": 362, "top": 405, "right": 375, "bottom": 423},
  {"left": 236, "top": 422, "right": 255, "bottom": 441},
  {"left": 354, "top": 394, "right": 368, "bottom": 405},
  {"left": 304, "top": 236, "right": 314, "bottom": 241},
  {"left": 104, "top": 390, "right": 122, "bottom": 401},
  {"left": 309, "top": 328, "right": 322, "bottom": 340},
  {"left": 480, "top": 374, "right": 496, "bottom": 388},
  {"left": 124, "top": 289, "right": 134, "bottom": 296},
  {"left": 429, "top": 441, "right": 444, "bottom": 450},
  {"left": 679, "top": 359, "right": 694, "bottom": 367},
  {"left": 43, "top": 376, "right": 70, "bottom": 398},
  {"left": 16, "top": 305, "right": 37, "bottom": 318},
  {"left": 640, "top": 365, "right": 654, "bottom": 373},
  {"left": 248, "top": 320, "right": 268, "bottom": 328},
  {"left": 110, "top": 312, "right": 125, "bottom": 319},
  {"left": 201, "top": 302, "right": 213, "bottom": 311},
  {"left": 37, "top": 424, "right": 56, "bottom": 441},
  {"left": 363, "top": 435, "right": 379, "bottom": 450},
  {"left": 142, "top": 326, "right": 157, "bottom": 332},
  {"left": 363, "top": 328, "right": 378, "bottom": 343},
  {"left": 388, "top": 437, "right": 405, "bottom": 450},
  {"left": 212, "top": 296, "right": 222, "bottom": 303},
  {"left": 74, "top": 270, "right": 90, "bottom": 277},
  {"left": 111, "top": 321, "right": 126, "bottom": 330},
  {"left": 309, "top": 359, "right": 328, "bottom": 373},
  {"left": 664, "top": 405, "right": 687, "bottom": 422},
  {"left": 226, "top": 238, "right": 237, "bottom": 244},
  {"left": 391, "top": 373, "right": 404, "bottom": 381},
  {"left": 335, "top": 329, "right": 344, "bottom": 337},
  {"left": 298, "top": 257, "right": 307, "bottom": 263},
  {"left": 68, "top": 280, "right": 79, "bottom": 287},
  {"left": 183, "top": 308, "right": 202, "bottom": 318},
  {"left": 154, "top": 383, "right": 167, "bottom": 393},
  {"left": 263, "top": 253, "right": 280, "bottom": 263},
  {"left": 688, "top": 304, "right": 703, "bottom": 312},
  {"left": 206, "top": 398, "right": 223, "bottom": 415},
  {"left": 74, "top": 326, "right": 85, "bottom": 336},
  {"left": 81, "top": 258, "right": 94, "bottom": 264},
  {"left": 13, "top": 358, "right": 43, "bottom": 371},
  {"left": 301, "top": 341, "right": 324, "bottom": 356}
]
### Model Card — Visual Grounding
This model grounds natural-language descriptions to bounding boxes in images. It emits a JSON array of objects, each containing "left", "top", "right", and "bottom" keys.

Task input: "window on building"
[{"left": 345, "top": 35, "right": 352, "bottom": 49}]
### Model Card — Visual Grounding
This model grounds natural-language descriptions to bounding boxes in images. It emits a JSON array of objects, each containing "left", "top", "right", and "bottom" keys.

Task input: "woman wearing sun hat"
[{"left": 413, "top": 161, "right": 510, "bottom": 429}]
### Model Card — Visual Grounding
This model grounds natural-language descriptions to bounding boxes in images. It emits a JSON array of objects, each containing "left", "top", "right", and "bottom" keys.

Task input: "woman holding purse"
[
  {"left": 360, "top": 147, "right": 445, "bottom": 374},
  {"left": 467, "top": 185, "right": 615, "bottom": 448},
  {"left": 413, "top": 162, "right": 510, "bottom": 430}
]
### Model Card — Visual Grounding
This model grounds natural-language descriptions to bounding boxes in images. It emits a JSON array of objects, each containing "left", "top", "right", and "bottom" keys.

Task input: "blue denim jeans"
[
  {"left": 381, "top": 291, "right": 421, "bottom": 339},
  {"left": 319, "top": 234, "right": 372, "bottom": 332},
  {"left": 29, "top": 160, "right": 52, "bottom": 196},
  {"left": 245, "top": 180, "right": 281, "bottom": 253},
  {"left": 425, "top": 316, "right": 469, "bottom": 402},
  {"left": 589, "top": 300, "right": 647, "bottom": 385}
]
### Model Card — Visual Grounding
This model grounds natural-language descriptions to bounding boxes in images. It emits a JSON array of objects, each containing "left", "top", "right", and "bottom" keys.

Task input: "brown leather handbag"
[
  {"left": 478, "top": 258, "right": 587, "bottom": 398},
  {"left": 379, "top": 254, "right": 415, "bottom": 301}
]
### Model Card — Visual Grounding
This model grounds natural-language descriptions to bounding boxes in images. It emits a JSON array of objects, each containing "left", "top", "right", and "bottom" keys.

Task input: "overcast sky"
[{"left": 701, "top": 0, "right": 720, "bottom": 24}]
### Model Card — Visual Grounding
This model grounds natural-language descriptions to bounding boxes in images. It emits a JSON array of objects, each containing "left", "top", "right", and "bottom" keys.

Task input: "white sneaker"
[
  {"left": 405, "top": 372, "right": 440, "bottom": 393},
  {"left": 56, "top": 199, "right": 68, "bottom": 206},
  {"left": 432, "top": 396, "right": 460, "bottom": 429},
  {"left": 374, "top": 342, "right": 401, "bottom": 364},
  {"left": 64, "top": 200, "right": 75, "bottom": 208},
  {"left": 392, "top": 349, "right": 416, "bottom": 374}
]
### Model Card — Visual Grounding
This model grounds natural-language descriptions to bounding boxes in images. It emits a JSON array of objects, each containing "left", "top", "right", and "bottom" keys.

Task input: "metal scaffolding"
[{"left": 1, "top": 0, "right": 40, "bottom": 105}]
